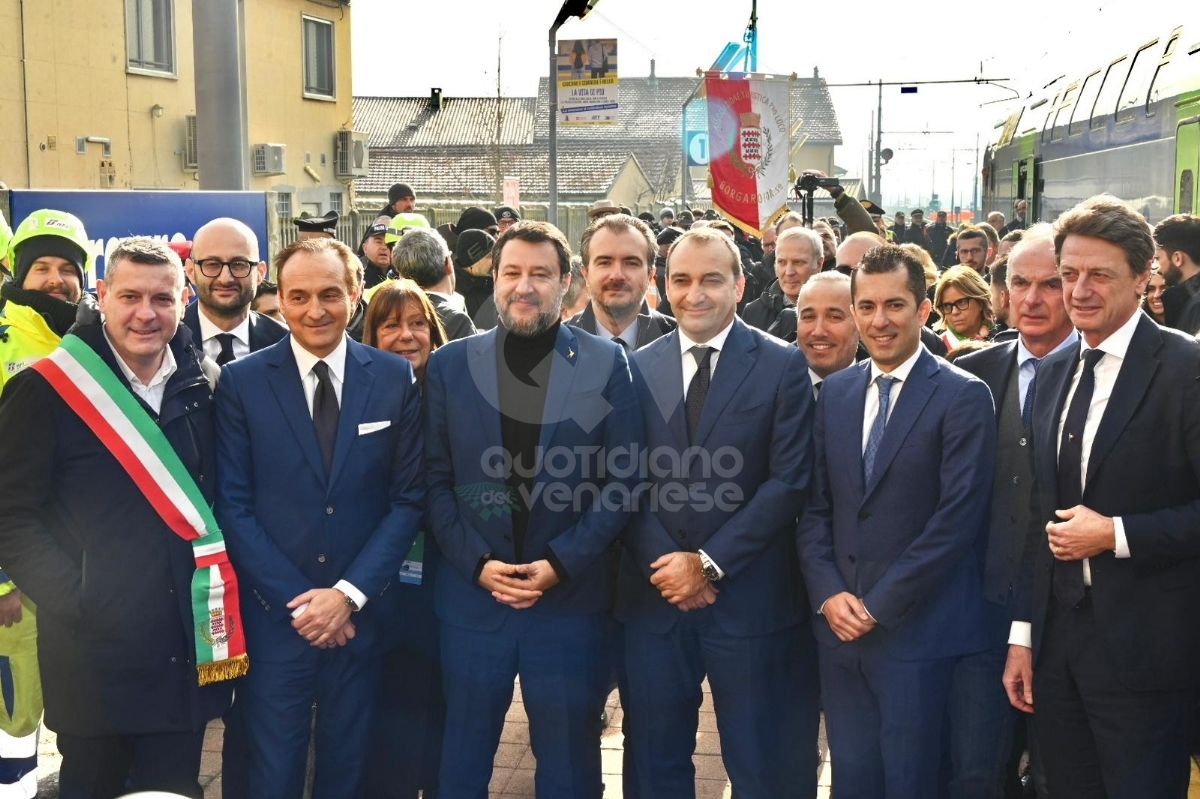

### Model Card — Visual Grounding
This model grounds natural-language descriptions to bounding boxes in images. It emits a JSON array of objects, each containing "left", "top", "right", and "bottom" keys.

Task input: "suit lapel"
[
  {"left": 465, "top": 329, "right": 504, "bottom": 456},
  {"left": 327, "top": 341, "right": 375, "bottom": 490},
  {"left": 839, "top": 361, "right": 871, "bottom": 498},
  {"left": 265, "top": 340, "right": 327, "bottom": 485},
  {"left": 693, "top": 320, "right": 757, "bottom": 448},
  {"left": 1033, "top": 342, "right": 1079, "bottom": 501},
  {"left": 538, "top": 325, "right": 582, "bottom": 454},
  {"left": 641, "top": 332, "right": 689, "bottom": 447},
  {"left": 1085, "top": 316, "right": 1160, "bottom": 491},
  {"left": 864, "top": 349, "right": 937, "bottom": 500}
]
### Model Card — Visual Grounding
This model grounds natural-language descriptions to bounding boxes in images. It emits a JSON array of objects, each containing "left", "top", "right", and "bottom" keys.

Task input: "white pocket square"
[{"left": 358, "top": 421, "right": 391, "bottom": 435}]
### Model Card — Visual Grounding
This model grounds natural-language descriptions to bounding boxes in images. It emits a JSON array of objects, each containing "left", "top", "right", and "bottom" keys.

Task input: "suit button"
[
  {"left": 676, "top": 530, "right": 686, "bottom": 540},
  {"left": 1019, "top": 437, "right": 1028, "bottom": 447},
  {"left": 848, "top": 555, "right": 857, "bottom": 564},
  {"left": 318, "top": 554, "right": 326, "bottom": 563},
  {"left": 1012, "top": 476, "right": 1020, "bottom": 485},
  {"left": 503, "top": 535, "right": 511, "bottom": 542},
  {"left": 326, "top": 506, "right": 334, "bottom": 515},
  {"left": 170, "top": 657, "right": 177, "bottom": 663},
  {"left": 858, "top": 511, "right": 869, "bottom": 521}
]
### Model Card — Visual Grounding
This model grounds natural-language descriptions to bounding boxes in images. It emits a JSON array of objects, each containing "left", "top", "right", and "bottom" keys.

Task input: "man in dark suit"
[
  {"left": 183, "top": 218, "right": 287, "bottom": 365},
  {"left": 798, "top": 243, "right": 996, "bottom": 799},
  {"left": 0, "top": 238, "right": 234, "bottom": 798},
  {"left": 214, "top": 238, "right": 425, "bottom": 799},
  {"left": 424, "top": 220, "right": 642, "bottom": 797},
  {"left": 952, "top": 224, "right": 1076, "bottom": 798},
  {"left": 391, "top": 227, "right": 478, "bottom": 341},
  {"left": 1003, "top": 195, "right": 1200, "bottom": 799},
  {"left": 619, "top": 227, "right": 819, "bottom": 798},
  {"left": 568, "top": 214, "right": 676, "bottom": 350}
]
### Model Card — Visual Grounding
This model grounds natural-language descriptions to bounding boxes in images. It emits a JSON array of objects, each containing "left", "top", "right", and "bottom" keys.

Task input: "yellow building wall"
[
  {"left": 244, "top": 0, "right": 354, "bottom": 210},
  {"left": 607, "top": 160, "right": 655, "bottom": 213},
  {"left": 0, "top": 0, "right": 352, "bottom": 200}
]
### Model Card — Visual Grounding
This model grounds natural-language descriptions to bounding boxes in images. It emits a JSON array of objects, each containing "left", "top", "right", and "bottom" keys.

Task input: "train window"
[
  {"left": 1116, "top": 40, "right": 1160, "bottom": 124},
  {"left": 1021, "top": 98, "right": 1047, "bottom": 135},
  {"left": 1092, "top": 56, "right": 1128, "bottom": 129},
  {"left": 1051, "top": 85, "right": 1077, "bottom": 142},
  {"left": 1146, "top": 33, "right": 1180, "bottom": 117},
  {"left": 1040, "top": 93, "right": 1060, "bottom": 143},
  {"left": 1070, "top": 71, "right": 1101, "bottom": 136}
]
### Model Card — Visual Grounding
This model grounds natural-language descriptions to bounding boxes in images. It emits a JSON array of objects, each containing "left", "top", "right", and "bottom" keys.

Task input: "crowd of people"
[{"left": 0, "top": 177, "right": 1196, "bottom": 799}]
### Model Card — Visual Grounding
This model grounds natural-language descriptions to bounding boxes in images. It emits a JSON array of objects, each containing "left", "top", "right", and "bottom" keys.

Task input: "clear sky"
[{"left": 352, "top": 1, "right": 1173, "bottom": 211}]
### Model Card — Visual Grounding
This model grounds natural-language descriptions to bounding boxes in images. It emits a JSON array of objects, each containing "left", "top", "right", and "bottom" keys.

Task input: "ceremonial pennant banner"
[{"left": 705, "top": 73, "right": 792, "bottom": 236}]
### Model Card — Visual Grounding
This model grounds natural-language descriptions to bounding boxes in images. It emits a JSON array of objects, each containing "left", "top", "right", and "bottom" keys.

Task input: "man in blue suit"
[
  {"left": 425, "top": 220, "right": 642, "bottom": 798},
  {"left": 798, "top": 243, "right": 995, "bottom": 799},
  {"left": 214, "top": 237, "right": 425, "bottom": 799},
  {"left": 618, "top": 227, "right": 819, "bottom": 798}
]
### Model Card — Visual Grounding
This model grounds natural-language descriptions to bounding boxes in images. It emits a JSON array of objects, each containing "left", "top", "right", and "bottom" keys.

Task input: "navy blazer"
[
  {"left": 567, "top": 300, "right": 677, "bottom": 349},
  {"left": 797, "top": 347, "right": 995, "bottom": 660},
  {"left": 183, "top": 302, "right": 288, "bottom": 354},
  {"left": 616, "top": 318, "right": 814, "bottom": 636},
  {"left": 1018, "top": 314, "right": 1200, "bottom": 690},
  {"left": 214, "top": 336, "right": 425, "bottom": 661},
  {"left": 424, "top": 323, "right": 644, "bottom": 632}
]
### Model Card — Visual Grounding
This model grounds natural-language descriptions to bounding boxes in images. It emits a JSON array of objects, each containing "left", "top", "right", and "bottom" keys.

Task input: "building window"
[
  {"left": 329, "top": 192, "right": 343, "bottom": 214},
  {"left": 277, "top": 193, "right": 292, "bottom": 219},
  {"left": 303, "top": 16, "right": 335, "bottom": 99},
  {"left": 126, "top": 0, "right": 175, "bottom": 74}
]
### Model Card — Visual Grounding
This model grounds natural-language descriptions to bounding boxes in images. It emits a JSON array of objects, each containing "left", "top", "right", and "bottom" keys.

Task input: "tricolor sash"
[{"left": 31, "top": 335, "right": 248, "bottom": 685}]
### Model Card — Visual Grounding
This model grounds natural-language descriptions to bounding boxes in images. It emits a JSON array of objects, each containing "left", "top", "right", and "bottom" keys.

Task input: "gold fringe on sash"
[{"left": 198, "top": 653, "right": 250, "bottom": 685}]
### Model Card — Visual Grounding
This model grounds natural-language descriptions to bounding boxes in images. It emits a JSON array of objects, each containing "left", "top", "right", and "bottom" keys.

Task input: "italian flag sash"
[{"left": 31, "top": 335, "right": 248, "bottom": 685}]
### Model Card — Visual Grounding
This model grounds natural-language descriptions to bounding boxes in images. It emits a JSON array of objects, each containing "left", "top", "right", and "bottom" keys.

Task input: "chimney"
[
  {"left": 649, "top": 59, "right": 657, "bottom": 90},
  {"left": 813, "top": 66, "right": 820, "bottom": 80},
  {"left": 430, "top": 87, "right": 443, "bottom": 112}
]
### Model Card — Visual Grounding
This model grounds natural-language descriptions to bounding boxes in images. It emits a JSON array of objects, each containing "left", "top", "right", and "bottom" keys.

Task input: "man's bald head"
[
  {"left": 193, "top": 218, "right": 261, "bottom": 262},
  {"left": 835, "top": 231, "right": 886, "bottom": 272}
]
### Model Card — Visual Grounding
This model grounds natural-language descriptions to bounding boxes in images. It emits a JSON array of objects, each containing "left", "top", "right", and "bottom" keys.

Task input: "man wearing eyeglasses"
[
  {"left": 184, "top": 218, "right": 287, "bottom": 367},
  {"left": 956, "top": 227, "right": 991, "bottom": 277}
]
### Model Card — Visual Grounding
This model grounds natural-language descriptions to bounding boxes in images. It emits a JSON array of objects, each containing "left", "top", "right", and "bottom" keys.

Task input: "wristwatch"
[{"left": 698, "top": 551, "right": 722, "bottom": 583}]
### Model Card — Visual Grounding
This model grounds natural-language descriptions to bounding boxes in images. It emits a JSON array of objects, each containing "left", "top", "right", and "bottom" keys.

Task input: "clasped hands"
[
  {"left": 823, "top": 592, "right": 876, "bottom": 642},
  {"left": 287, "top": 588, "right": 355, "bottom": 649},
  {"left": 1046, "top": 505, "right": 1115, "bottom": 561},
  {"left": 650, "top": 552, "right": 718, "bottom": 612},
  {"left": 479, "top": 559, "right": 560, "bottom": 610}
]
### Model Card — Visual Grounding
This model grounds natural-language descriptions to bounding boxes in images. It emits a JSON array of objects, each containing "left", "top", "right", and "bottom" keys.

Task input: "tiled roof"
[
  {"left": 357, "top": 144, "right": 644, "bottom": 198},
  {"left": 353, "top": 96, "right": 536, "bottom": 149},
  {"left": 532, "top": 77, "right": 842, "bottom": 144}
]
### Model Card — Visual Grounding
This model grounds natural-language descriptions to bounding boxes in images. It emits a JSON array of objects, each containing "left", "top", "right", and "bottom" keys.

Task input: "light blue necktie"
[
  {"left": 864, "top": 375, "right": 896, "bottom": 483},
  {"left": 1021, "top": 357, "right": 1040, "bottom": 429}
]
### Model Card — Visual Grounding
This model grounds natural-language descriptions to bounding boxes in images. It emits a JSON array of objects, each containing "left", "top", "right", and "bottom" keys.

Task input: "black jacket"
[
  {"left": 454, "top": 269, "right": 494, "bottom": 320},
  {"left": 567, "top": 300, "right": 676, "bottom": 349},
  {"left": 0, "top": 323, "right": 231, "bottom": 736},
  {"left": 1162, "top": 271, "right": 1200, "bottom": 334},
  {"left": 742, "top": 279, "right": 791, "bottom": 333},
  {"left": 183, "top": 303, "right": 287, "bottom": 355},
  {"left": 428, "top": 292, "right": 478, "bottom": 341}
]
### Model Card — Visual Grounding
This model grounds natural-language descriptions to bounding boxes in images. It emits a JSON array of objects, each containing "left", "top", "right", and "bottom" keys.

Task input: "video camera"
[{"left": 796, "top": 174, "right": 841, "bottom": 194}]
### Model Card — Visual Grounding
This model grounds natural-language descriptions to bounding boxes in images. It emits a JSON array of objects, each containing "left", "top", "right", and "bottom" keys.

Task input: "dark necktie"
[
  {"left": 1053, "top": 348, "right": 1104, "bottom": 608},
  {"left": 814, "top": 380, "right": 823, "bottom": 398},
  {"left": 863, "top": 375, "right": 896, "bottom": 483},
  {"left": 685, "top": 346, "right": 712, "bottom": 442},
  {"left": 613, "top": 337, "right": 631, "bottom": 352},
  {"left": 312, "top": 361, "right": 339, "bottom": 478},
  {"left": 215, "top": 333, "right": 236, "bottom": 367},
  {"left": 1021, "top": 357, "right": 1040, "bottom": 429}
]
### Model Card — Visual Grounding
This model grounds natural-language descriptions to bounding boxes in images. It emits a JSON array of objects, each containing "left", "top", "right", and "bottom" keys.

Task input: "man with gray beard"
[{"left": 424, "top": 220, "right": 643, "bottom": 796}]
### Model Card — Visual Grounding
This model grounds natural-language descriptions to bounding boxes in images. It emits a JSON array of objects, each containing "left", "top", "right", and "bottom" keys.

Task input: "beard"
[
  {"left": 593, "top": 280, "right": 643, "bottom": 320},
  {"left": 198, "top": 279, "right": 255, "bottom": 319},
  {"left": 499, "top": 290, "right": 563, "bottom": 337}
]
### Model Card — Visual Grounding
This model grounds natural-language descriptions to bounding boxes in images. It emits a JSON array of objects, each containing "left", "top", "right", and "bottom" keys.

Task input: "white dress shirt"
[
  {"left": 197, "top": 309, "right": 251, "bottom": 363},
  {"left": 611, "top": 316, "right": 640, "bottom": 351},
  {"left": 288, "top": 334, "right": 368, "bottom": 615},
  {"left": 861, "top": 346, "right": 924, "bottom": 453},
  {"left": 105, "top": 329, "right": 177, "bottom": 414},
  {"left": 1015, "top": 330, "right": 1078, "bottom": 410},
  {"left": 678, "top": 318, "right": 736, "bottom": 579},
  {"left": 1009, "top": 312, "right": 1138, "bottom": 649}
]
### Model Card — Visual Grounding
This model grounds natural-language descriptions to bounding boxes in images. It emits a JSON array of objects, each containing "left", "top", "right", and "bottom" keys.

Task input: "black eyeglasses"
[
  {"left": 938, "top": 297, "right": 975, "bottom": 315},
  {"left": 195, "top": 258, "right": 254, "bottom": 278}
]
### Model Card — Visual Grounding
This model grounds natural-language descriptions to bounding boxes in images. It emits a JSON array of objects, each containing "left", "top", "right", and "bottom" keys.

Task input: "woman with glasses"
[
  {"left": 933, "top": 265, "right": 996, "bottom": 350},
  {"left": 1144, "top": 268, "right": 1168, "bottom": 325},
  {"left": 363, "top": 280, "right": 448, "bottom": 799}
]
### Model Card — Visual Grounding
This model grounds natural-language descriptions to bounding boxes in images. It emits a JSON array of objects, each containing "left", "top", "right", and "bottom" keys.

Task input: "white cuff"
[
  {"left": 335, "top": 579, "right": 369, "bottom": 611},
  {"left": 290, "top": 603, "right": 309, "bottom": 620},
  {"left": 1008, "top": 621, "right": 1033, "bottom": 648},
  {"left": 1113, "top": 516, "right": 1130, "bottom": 558},
  {"left": 697, "top": 550, "right": 725, "bottom": 580}
]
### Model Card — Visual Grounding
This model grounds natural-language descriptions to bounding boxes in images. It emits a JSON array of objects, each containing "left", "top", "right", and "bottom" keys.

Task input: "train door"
[
  {"left": 1013, "top": 158, "right": 1040, "bottom": 221},
  {"left": 1176, "top": 117, "right": 1199, "bottom": 214}
]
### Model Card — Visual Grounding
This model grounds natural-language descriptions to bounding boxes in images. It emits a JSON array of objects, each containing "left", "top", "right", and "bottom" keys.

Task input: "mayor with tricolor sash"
[{"left": 0, "top": 237, "right": 242, "bottom": 799}]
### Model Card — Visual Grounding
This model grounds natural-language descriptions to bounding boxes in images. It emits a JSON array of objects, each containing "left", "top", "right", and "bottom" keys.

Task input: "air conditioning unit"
[
  {"left": 252, "top": 143, "right": 287, "bottom": 175},
  {"left": 335, "top": 130, "right": 370, "bottom": 178},
  {"left": 183, "top": 115, "right": 198, "bottom": 170}
]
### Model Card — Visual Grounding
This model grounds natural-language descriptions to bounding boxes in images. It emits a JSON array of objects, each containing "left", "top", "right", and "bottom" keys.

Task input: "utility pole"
[
  {"left": 973, "top": 132, "right": 981, "bottom": 215},
  {"left": 192, "top": 0, "right": 247, "bottom": 189},
  {"left": 548, "top": 1, "right": 600, "bottom": 227},
  {"left": 495, "top": 35, "right": 503, "bottom": 204},
  {"left": 872, "top": 80, "right": 882, "bottom": 205}
]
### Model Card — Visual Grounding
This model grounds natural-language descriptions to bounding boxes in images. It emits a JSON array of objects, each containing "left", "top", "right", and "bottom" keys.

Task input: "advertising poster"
[{"left": 556, "top": 39, "right": 619, "bottom": 126}]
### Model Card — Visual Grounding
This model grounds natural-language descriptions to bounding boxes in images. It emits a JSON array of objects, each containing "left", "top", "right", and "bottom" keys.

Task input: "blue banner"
[{"left": 7, "top": 190, "right": 269, "bottom": 285}]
